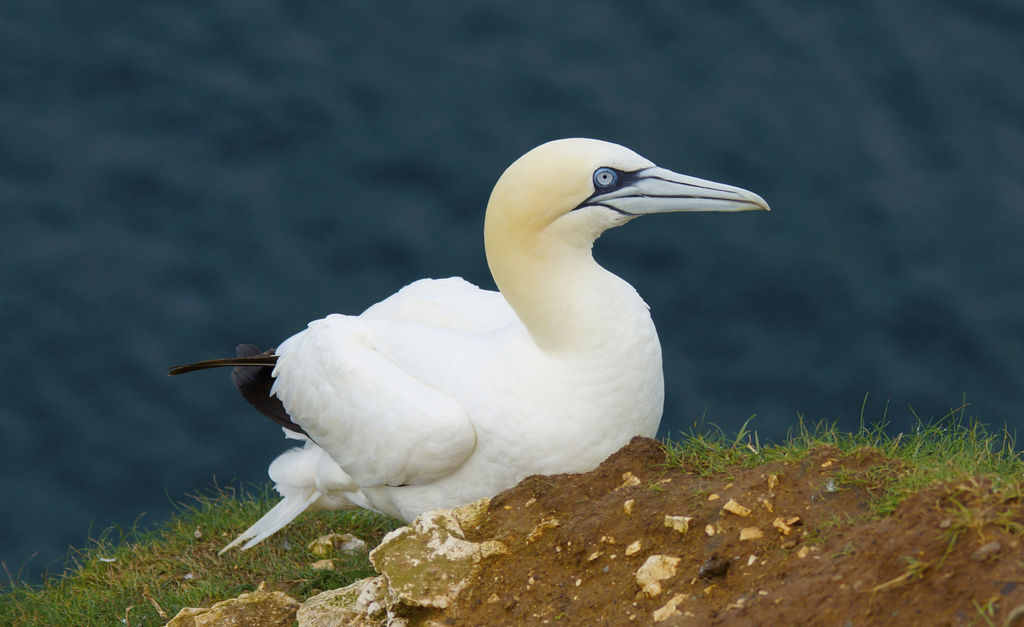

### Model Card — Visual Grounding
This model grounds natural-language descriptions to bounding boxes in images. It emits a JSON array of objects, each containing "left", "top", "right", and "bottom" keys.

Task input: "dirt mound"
[{"left": 428, "top": 437, "right": 1024, "bottom": 626}]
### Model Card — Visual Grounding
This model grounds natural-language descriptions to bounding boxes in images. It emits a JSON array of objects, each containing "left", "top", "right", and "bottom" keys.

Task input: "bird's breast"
[{"left": 371, "top": 314, "right": 664, "bottom": 467}]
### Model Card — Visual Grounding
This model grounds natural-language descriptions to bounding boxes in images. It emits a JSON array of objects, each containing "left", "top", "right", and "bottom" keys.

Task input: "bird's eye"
[{"left": 593, "top": 167, "right": 619, "bottom": 190}]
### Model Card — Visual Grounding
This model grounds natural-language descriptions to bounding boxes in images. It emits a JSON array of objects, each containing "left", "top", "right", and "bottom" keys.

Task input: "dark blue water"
[{"left": 2, "top": 2, "right": 1022, "bottom": 582}]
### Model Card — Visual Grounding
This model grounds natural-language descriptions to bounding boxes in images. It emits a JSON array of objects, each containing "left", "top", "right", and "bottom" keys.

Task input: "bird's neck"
[{"left": 486, "top": 229, "right": 655, "bottom": 354}]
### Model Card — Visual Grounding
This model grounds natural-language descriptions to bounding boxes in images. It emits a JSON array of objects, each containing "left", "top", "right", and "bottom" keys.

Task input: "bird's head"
[
  {"left": 485, "top": 138, "right": 769, "bottom": 266},
  {"left": 482, "top": 138, "right": 769, "bottom": 350}
]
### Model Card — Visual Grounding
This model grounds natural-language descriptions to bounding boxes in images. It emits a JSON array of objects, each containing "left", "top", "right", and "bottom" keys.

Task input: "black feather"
[{"left": 169, "top": 344, "right": 308, "bottom": 437}]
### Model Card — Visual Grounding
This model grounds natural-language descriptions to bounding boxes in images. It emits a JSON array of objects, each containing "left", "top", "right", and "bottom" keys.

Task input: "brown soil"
[{"left": 430, "top": 437, "right": 1024, "bottom": 626}]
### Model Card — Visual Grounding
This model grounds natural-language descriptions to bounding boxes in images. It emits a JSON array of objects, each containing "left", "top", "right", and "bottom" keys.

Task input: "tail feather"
[
  {"left": 168, "top": 348, "right": 278, "bottom": 376},
  {"left": 219, "top": 488, "right": 321, "bottom": 554}
]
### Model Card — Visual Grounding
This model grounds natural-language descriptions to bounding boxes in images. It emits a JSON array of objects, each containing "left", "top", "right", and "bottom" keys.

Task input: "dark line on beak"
[{"left": 584, "top": 202, "right": 637, "bottom": 216}]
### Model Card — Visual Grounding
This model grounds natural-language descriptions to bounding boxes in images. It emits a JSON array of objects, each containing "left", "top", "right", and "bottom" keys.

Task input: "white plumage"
[{"left": 172, "top": 138, "right": 768, "bottom": 551}]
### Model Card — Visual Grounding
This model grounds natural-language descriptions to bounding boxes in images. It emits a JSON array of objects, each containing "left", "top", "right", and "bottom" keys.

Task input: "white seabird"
[{"left": 170, "top": 138, "right": 769, "bottom": 551}]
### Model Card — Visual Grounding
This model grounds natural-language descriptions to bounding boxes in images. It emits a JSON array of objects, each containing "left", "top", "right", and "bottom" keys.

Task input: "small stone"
[
  {"left": 487, "top": 593, "right": 501, "bottom": 603},
  {"left": 587, "top": 550, "right": 604, "bottom": 562},
  {"left": 773, "top": 516, "right": 801, "bottom": 536},
  {"left": 307, "top": 532, "right": 368, "bottom": 557},
  {"left": 652, "top": 593, "right": 687, "bottom": 622},
  {"left": 310, "top": 559, "right": 335, "bottom": 570},
  {"left": 746, "top": 554, "right": 757, "bottom": 567},
  {"left": 600, "top": 535, "right": 617, "bottom": 544},
  {"left": 636, "top": 555, "right": 681, "bottom": 597},
  {"left": 698, "top": 555, "right": 730, "bottom": 580},
  {"left": 623, "top": 499, "right": 635, "bottom": 515},
  {"left": 820, "top": 459, "right": 835, "bottom": 468},
  {"left": 767, "top": 474, "right": 779, "bottom": 491},
  {"left": 618, "top": 472, "right": 642, "bottom": 489},
  {"left": 971, "top": 540, "right": 1002, "bottom": 561},
  {"left": 625, "top": 540, "right": 643, "bottom": 556},
  {"left": 722, "top": 499, "right": 751, "bottom": 517},
  {"left": 707, "top": 493, "right": 721, "bottom": 501},
  {"left": 664, "top": 515, "right": 693, "bottom": 534},
  {"left": 797, "top": 546, "right": 811, "bottom": 558},
  {"left": 760, "top": 498, "right": 774, "bottom": 512},
  {"left": 526, "top": 517, "right": 561, "bottom": 543},
  {"left": 725, "top": 596, "right": 747, "bottom": 611},
  {"left": 480, "top": 540, "right": 508, "bottom": 558},
  {"left": 780, "top": 539, "right": 797, "bottom": 550},
  {"left": 704, "top": 524, "right": 716, "bottom": 536},
  {"left": 739, "top": 527, "right": 763, "bottom": 541}
]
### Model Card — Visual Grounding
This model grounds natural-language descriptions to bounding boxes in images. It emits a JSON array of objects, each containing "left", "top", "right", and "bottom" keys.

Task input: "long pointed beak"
[{"left": 588, "top": 167, "right": 770, "bottom": 215}]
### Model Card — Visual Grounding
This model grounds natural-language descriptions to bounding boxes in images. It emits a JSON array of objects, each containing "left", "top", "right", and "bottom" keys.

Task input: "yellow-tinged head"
[
  {"left": 485, "top": 138, "right": 768, "bottom": 259},
  {"left": 485, "top": 139, "right": 653, "bottom": 246},
  {"left": 483, "top": 138, "right": 769, "bottom": 349}
]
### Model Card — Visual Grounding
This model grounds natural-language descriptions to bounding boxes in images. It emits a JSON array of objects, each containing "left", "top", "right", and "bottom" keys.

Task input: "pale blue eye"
[{"left": 593, "top": 167, "right": 618, "bottom": 189}]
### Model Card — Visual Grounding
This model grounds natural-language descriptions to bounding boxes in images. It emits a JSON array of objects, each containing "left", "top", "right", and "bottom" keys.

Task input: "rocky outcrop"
[
  {"left": 297, "top": 577, "right": 388, "bottom": 627},
  {"left": 165, "top": 588, "right": 300, "bottom": 627},
  {"left": 296, "top": 497, "right": 502, "bottom": 626}
]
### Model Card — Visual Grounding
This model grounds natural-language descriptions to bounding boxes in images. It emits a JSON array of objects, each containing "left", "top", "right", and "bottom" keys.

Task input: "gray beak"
[{"left": 587, "top": 167, "right": 770, "bottom": 216}]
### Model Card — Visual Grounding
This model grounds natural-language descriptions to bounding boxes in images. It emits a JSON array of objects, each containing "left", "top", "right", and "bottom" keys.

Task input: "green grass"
[
  {"left": 663, "top": 399, "right": 1023, "bottom": 517},
  {"left": 3, "top": 400, "right": 1021, "bottom": 625},
  {"left": 0, "top": 484, "right": 402, "bottom": 626}
]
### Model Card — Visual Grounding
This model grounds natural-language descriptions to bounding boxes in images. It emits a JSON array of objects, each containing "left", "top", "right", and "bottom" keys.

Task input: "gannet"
[{"left": 170, "top": 138, "right": 769, "bottom": 551}]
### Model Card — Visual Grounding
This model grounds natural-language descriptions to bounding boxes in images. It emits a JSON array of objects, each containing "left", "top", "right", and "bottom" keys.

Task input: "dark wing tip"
[
  {"left": 169, "top": 344, "right": 306, "bottom": 437},
  {"left": 229, "top": 345, "right": 307, "bottom": 437}
]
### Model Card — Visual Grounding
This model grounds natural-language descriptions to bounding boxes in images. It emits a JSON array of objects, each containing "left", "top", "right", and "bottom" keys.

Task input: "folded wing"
[{"left": 270, "top": 313, "right": 478, "bottom": 488}]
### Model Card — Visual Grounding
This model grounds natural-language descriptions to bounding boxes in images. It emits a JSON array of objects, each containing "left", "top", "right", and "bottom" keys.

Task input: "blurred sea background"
[{"left": 2, "top": 2, "right": 1022, "bottom": 582}]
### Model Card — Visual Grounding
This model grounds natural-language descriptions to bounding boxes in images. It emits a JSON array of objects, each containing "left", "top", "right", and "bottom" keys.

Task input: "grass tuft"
[
  {"left": 0, "top": 483, "right": 401, "bottom": 626},
  {"left": 663, "top": 399, "right": 1022, "bottom": 519}
]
